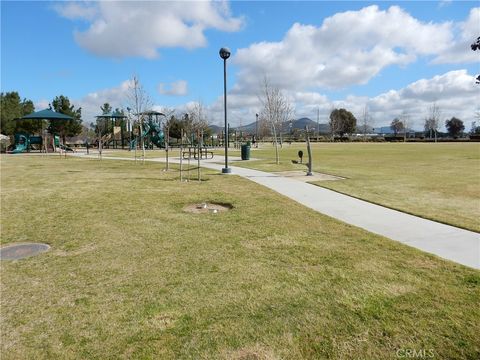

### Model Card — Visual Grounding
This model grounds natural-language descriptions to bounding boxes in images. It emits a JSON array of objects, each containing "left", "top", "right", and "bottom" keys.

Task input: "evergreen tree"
[
  {"left": 445, "top": 117, "right": 464, "bottom": 138},
  {"left": 0, "top": 92, "right": 37, "bottom": 135},
  {"left": 329, "top": 108, "right": 357, "bottom": 137},
  {"left": 48, "top": 95, "right": 82, "bottom": 143}
]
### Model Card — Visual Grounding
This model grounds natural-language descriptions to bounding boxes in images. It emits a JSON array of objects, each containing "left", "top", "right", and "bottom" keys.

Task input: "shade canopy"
[
  {"left": 139, "top": 111, "right": 165, "bottom": 116},
  {"left": 95, "top": 111, "right": 127, "bottom": 119},
  {"left": 20, "top": 109, "right": 73, "bottom": 121}
]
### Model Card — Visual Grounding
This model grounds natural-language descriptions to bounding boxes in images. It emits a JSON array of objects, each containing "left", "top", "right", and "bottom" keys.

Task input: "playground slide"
[
  {"left": 150, "top": 123, "right": 165, "bottom": 148},
  {"left": 11, "top": 142, "right": 28, "bottom": 154},
  {"left": 129, "top": 138, "right": 137, "bottom": 150},
  {"left": 130, "top": 122, "right": 165, "bottom": 149},
  {"left": 58, "top": 144, "right": 74, "bottom": 152}
]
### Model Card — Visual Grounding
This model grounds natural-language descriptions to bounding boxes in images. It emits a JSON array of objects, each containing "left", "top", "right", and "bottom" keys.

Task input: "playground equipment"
[
  {"left": 9, "top": 133, "right": 43, "bottom": 153},
  {"left": 95, "top": 110, "right": 127, "bottom": 149},
  {"left": 130, "top": 118, "right": 166, "bottom": 150},
  {"left": 9, "top": 132, "right": 74, "bottom": 154},
  {"left": 10, "top": 134, "right": 29, "bottom": 153}
]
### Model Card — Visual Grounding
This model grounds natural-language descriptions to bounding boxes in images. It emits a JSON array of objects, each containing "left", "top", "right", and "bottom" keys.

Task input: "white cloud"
[
  {"left": 432, "top": 7, "right": 480, "bottom": 64},
  {"left": 77, "top": 79, "right": 133, "bottom": 123},
  {"left": 35, "top": 99, "right": 51, "bottom": 110},
  {"left": 234, "top": 5, "right": 453, "bottom": 91},
  {"left": 340, "top": 70, "right": 479, "bottom": 130},
  {"left": 54, "top": 1, "right": 243, "bottom": 58},
  {"left": 52, "top": 2, "right": 98, "bottom": 21},
  {"left": 438, "top": 0, "right": 453, "bottom": 8},
  {"left": 158, "top": 80, "right": 188, "bottom": 96},
  {"left": 210, "top": 70, "right": 478, "bottom": 130}
]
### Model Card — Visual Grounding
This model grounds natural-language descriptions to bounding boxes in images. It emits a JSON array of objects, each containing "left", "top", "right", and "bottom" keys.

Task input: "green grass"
[
  {"left": 225, "top": 142, "right": 480, "bottom": 232},
  {"left": 1, "top": 155, "right": 479, "bottom": 359}
]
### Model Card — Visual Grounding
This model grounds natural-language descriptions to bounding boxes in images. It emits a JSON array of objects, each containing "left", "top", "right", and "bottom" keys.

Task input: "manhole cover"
[
  {"left": 0, "top": 243, "right": 50, "bottom": 260},
  {"left": 183, "top": 202, "right": 233, "bottom": 214}
]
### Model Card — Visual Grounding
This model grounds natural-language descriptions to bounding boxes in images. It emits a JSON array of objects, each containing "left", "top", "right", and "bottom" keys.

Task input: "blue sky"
[{"left": 1, "top": 1, "right": 479, "bottom": 129}]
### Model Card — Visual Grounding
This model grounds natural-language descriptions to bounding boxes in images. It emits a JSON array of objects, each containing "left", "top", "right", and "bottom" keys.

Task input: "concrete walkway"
[{"left": 75, "top": 152, "right": 480, "bottom": 269}]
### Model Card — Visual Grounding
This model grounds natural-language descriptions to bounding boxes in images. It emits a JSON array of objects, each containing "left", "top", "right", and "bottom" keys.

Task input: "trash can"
[{"left": 241, "top": 144, "right": 250, "bottom": 160}]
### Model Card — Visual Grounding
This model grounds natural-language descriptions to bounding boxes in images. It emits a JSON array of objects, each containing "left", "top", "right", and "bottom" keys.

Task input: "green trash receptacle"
[{"left": 241, "top": 144, "right": 250, "bottom": 160}]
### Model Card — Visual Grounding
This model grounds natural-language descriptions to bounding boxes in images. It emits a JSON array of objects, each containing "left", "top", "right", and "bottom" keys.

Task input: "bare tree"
[
  {"left": 187, "top": 101, "right": 209, "bottom": 137},
  {"left": 328, "top": 105, "right": 339, "bottom": 141},
  {"left": 257, "top": 114, "right": 271, "bottom": 139},
  {"left": 126, "top": 75, "right": 152, "bottom": 162},
  {"left": 362, "top": 105, "right": 370, "bottom": 141},
  {"left": 424, "top": 103, "right": 440, "bottom": 142},
  {"left": 401, "top": 110, "right": 410, "bottom": 142},
  {"left": 258, "top": 77, "right": 293, "bottom": 164}
]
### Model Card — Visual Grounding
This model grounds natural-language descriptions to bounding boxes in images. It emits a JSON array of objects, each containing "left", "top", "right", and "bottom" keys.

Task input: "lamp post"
[{"left": 219, "top": 47, "right": 231, "bottom": 174}]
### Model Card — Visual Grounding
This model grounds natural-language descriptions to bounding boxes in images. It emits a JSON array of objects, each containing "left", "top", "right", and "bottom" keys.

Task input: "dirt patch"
[
  {"left": 183, "top": 202, "right": 233, "bottom": 214},
  {"left": 0, "top": 243, "right": 50, "bottom": 260},
  {"left": 223, "top": 345, "right": 279, "bottom": 360}
]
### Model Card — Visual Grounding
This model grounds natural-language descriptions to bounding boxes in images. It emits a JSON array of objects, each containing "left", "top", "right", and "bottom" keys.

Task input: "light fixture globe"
[{"left": 219, "top": 47, "right": 231, "bottom": 60}]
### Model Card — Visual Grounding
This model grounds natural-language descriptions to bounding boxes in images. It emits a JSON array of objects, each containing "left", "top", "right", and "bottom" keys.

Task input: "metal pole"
[
  {"left": 165, "top": 126, "right": 169, "bottom": 171},
  {"left": 222, "top": 57, "right": 231, "bottom": 173},
  {"left": 180, "top": 129, "right": 183, "bottom": 181},
  {"left": 197, "top": 130, "right": 201, "bottom": 182}
]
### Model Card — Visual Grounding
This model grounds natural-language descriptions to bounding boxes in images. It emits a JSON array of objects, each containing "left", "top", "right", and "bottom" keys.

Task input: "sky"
[{"left": 1, "top": 0, "right": 479, "bottom": 130}]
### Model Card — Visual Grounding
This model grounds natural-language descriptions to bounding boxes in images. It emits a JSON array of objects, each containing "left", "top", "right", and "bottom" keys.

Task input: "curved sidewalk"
[{"left": 76, "top": 153, "right": 480, "bottom": 269}]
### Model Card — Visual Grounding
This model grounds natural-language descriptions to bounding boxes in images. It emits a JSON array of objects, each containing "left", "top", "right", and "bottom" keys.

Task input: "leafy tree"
[
  {"left": 471, "top": 37, "right": 480, "bottom": 84},
  {"left": 101, "top": 103, "right": 112, "bottom": 114},
  {"left": 166, "top": 115, "right": 183, "bottom": 140},
  {"left": 329, "top": 108, "right": 357, "bottom": 138},
  {"left": 390, "top": 118, "right": 404, "bottom": 136},
  {"left": 472, "top": 37, "right": 480, "bottom": 51},
  {"left": 0, "top": 92, "right": 37, "bottom": 135},
  {"left": 445, "top": 117, "right": 464, "bottom": 138},
  {"left": 48, "top": 95, "right": 82, "bottom": 143}
]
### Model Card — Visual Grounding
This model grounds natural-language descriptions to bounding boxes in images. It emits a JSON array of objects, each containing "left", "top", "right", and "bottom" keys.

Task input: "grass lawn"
[
  {"left": 1, "top": 155, "right": 479, "bottom": 359},
  {"left": 223, "top": 142, "right": 480, "bottom": 232}
]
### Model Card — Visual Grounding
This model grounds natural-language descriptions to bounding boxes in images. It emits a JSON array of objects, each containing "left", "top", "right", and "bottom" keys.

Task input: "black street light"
[{"left": 219, "top": 47, "right": 231, "bottom": 174}]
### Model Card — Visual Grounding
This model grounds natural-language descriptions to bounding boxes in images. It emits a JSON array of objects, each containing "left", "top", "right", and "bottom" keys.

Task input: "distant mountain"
[
  {"left": 208, "top": 124, "right": 223, "bottom": 134},
  {"left": 293, "top": 117, "right": 317, "bottom": 130},
  {"left": 230, "top": 117, "right": 331, "bottom": 134}
]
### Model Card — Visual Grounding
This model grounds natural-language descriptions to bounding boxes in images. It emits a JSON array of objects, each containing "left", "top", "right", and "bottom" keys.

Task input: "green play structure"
[
  {"left": 10, "top": 133, "right": 43, "bottom": 154},
  {"left": 10, "top": 109, "right": 76, "bottom": 154},
  {"left": 9, "top": 133, "right": 73, "bottom": 154},
  {"left": 129, "top": 115, "right": 166, "bottom": 150}
]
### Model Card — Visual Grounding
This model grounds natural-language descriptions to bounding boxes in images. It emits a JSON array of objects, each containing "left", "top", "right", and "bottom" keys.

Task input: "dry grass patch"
[
  {"left": 1, "top": 155, "right": 479, "bottom": 359},
  {"left": 232, "top": 142, "right": 480, "bottom": 232}
]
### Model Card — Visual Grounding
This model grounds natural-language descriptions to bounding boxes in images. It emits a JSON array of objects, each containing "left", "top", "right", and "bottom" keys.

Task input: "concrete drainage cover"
[
  {"left": 0, "top": 243, "right": 50, "bottom": 260},
  {"left": 183, "top": 202, "right": 233, "bottom": 214}
]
